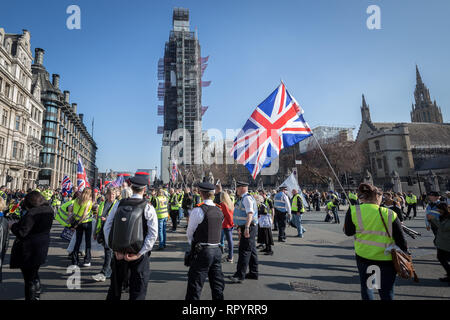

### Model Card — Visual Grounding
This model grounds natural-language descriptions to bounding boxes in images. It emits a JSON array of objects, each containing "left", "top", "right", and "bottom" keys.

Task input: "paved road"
[{"left": 0, "top": 206, "right": 449, "bottom": 300}]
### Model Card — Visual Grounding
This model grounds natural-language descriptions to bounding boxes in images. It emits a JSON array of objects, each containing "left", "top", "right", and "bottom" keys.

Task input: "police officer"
[
  {"left": 104, "top": 175, "right": 158, "bottom": 300},
  {"left": 185, "top": 182, "right": 224, "bottom": 300},
  {"left": 229, "top": 181, "right": 259, "bottom": 283},
  {"left": 273, "top": 186, "right": 291, "bottom": 242}
]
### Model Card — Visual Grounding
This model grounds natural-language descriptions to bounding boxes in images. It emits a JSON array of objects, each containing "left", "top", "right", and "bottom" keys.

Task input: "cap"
[
  {"left": 198, "top": 182, "right": 215, "bottom": 192},
  {"left": 279, "top": 186, "right": 288, "bottom": 191},
  {"left": 129, "top": 175, "right": 148, "bottom": 189},
  {"left": 428, "top": 191, "right": 440, "bottom": 197},
  {"left": 236, "top": 181, "right": 249, "bottom": 187}
]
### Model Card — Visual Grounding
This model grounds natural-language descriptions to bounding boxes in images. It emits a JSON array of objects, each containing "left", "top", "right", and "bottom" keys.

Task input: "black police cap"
[
  {"left": 236, "top": 181, "right": 249, "bottom": 187},
  {"left": 428, "top": 191, "right": 440, "bottom": 197},
  {"left": 279, "top": 186, "right": 288, "bottom": 191},
  {"left": 198, "top": 182, "right": 215, "bottom": 192},
  {"left": 129, "top": 175, "right": 148, "bottom": 188}
]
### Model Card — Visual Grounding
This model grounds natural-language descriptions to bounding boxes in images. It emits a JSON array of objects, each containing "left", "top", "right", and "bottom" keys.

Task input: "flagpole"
[{"left": 312, "top": 134, "right": 351, "bottom": 205}]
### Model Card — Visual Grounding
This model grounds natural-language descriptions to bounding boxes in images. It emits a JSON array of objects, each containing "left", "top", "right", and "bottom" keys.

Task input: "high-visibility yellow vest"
[
  {"left": 169, "top": 193, "right": 180, "bottom": 210},
  {"left": 327, "top": 201, "right": 335, "bottom": 210},
  {"left": 291, "top": 194, "right": 305, "bottom": 213},
  {"left": 52, "top": 196, "right": 61, "bottom": 207},
  {"left": 72, "top": 200, "right": 93, "bottom": 223},
  {"left": 95, "top": 199, "right": 117, "bottom": 234},
  {"left": 155, "top": 196, "right": 168, "bottom": 219},
  {"left": 406, "top": 195, "right": 417, "bottom": 205},
  {"left": 41, "top": 190, "right": 53, "bottom": 201},
  {"left": 56, "top": 200, "right": 75, "bottom": 227},
  {"left": 350, "top": 204, "right": 397, "bottom": 261},
  {"left": 349, "top": 192, "right": 358, "bottom": 201}
]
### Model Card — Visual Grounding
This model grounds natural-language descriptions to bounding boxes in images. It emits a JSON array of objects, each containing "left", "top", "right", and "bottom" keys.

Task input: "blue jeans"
[
  {"left": 332, "top": 207, "right": 340, "bottom": 223},
  {"left": 356, "top": 257, "right": 396, "bottom": 300},
  {"left": 292, "top": 213, "right": 306, "bottom": 236},
  {"left": 220, "top": 228, "right": 234, "bottom": 260},
  {"left": 179, "top": 208, "right": 183, "bottom": 220},
  {"left": 158, "top": 217, "right": 167, "bottom": 248}
]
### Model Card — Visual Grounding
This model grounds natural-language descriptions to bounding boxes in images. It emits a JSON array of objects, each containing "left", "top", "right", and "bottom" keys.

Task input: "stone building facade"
[
  {"left": 0, "top": 28, "right": 44, "bottom": 190},
  {"left": 357, "top": 67, "right": 450, "bottom": 192},
  {"left": 31, "top": 48, "right": 97, "bottom": 189}
]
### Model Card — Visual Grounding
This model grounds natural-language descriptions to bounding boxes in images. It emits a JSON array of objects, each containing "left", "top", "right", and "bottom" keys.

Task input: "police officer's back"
[
  {"left": 103, "top": 175, "right": 158, "bottom": 300},
  {"left": 185, "top": 182, "right": 225, "bottom": 300}
]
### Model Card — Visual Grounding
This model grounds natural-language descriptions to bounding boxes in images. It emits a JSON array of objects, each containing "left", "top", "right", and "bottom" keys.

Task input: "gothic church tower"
[{"left": 411, "top": 65, "right": 443, "bottom": 123}]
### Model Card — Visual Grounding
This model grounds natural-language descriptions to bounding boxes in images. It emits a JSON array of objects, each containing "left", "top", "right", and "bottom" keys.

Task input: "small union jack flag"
[
  {"left": 171, "top": 161, "right": 178, "bottom": 182},
  {"left": 61, "top": 176, "right": 73, "bottom": 197},
  {"left": 230, "top": 82, "right": 312, "bottom": 179},
  {"left": 77, "top": 155, "right": 90, "bottom": 191}
]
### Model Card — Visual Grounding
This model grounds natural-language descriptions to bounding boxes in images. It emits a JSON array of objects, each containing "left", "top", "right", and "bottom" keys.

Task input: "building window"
[
  {"left": 12, "top": 141, "right": 18, "bottom": 159},
  {"left": 2, "top": 110, "right": 8, "bottom": 126},
  {"left": 377, "top": 159, "right": 383, "bottom": 169},
  {"left": 5, "top": 84, "right": 10, "bottom": 98},
  {"left": 396, "top": 157, "right": 403, "bottom": 168},
  {"left": 19, "top": 143, "right": 24, "bottom": 160},
  {"left": 0, "top": 137, "right": 4, "bottom": 157},
  {"left": 15, "top": 115, "right": 20, "bottom": 130},
  {"left": 374, "top": 140, "right": 380, "bottom": 151}
]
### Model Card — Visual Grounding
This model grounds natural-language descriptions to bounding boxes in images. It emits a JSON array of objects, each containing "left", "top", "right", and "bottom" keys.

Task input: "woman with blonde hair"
[
  {"left": 69, "top": 188, "right": 93, "bottom": 267},
  {"left": 218, "top": 191, "right": 234, "bottom": 263}
]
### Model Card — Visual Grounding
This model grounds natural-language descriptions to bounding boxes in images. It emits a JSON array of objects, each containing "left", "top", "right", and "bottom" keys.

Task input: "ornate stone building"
[
  {"left": 0, "top": 28, "right": 44, "bottom": 190},
  {"left": 411, "top": 66, "right": 443, "bottom": 123},
  {"left": 31, "top": 48, "right": 97, "bottom": 189},
  {"left": 357, "top": 67, "right": 450, "bottom": 192}
]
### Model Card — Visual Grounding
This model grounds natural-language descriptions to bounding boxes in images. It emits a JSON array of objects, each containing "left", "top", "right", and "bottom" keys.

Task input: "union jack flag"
[
  {"left": 61, "top": 175, "right": 73, "bottom": 197},
  {"left": 77, "top": 155, "right": 90, "bottom": 191},
  {"left": 230, "top": 82, "right": 312, "bottom": 179},
  {"left": 171, "top": 161, "right": 178, "bottom": 182}
]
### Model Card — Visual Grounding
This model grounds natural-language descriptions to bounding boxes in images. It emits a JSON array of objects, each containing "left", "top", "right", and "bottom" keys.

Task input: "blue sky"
[{"left": 2, "top": 0, "right": 449, "bottom": 174}]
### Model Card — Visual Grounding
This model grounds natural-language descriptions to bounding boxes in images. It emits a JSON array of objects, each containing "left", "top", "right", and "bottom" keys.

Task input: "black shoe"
[
  {"left": 264, "top": 251, "right": 274, "bottom": 256},
  {"left": 156, "top": 247, "right": 165, "bottom": 251},
  {"left": 228, "top": 276, "right": 243, "bottom": 283},
  {"left": 245, "top": 273, "right": 258, "bottom": 280},
  {"left": 257, "top": 244, "right": 265, "bottom": 249},
  {"left": 279, "top": 239, "right": 286, "bottom": 243}
]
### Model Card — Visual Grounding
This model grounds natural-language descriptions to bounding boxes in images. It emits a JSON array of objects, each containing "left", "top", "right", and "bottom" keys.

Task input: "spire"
[
  {"left": 362, "top": 94, "right": 368, "bottom": 108},
  {"left": 416, "top": 65, "right": 423, "bottom": 85},
  {"left": 361, "top": 94, "right": 371, "bottom": 123}
]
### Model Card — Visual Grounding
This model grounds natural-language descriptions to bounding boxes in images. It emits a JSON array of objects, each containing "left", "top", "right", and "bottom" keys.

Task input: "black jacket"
[
  {"left": 10, "top": 205, "right": 54, "bottom": 269},
  {"left": 0, "top": 216, "right": 9, "bottom": 282}
]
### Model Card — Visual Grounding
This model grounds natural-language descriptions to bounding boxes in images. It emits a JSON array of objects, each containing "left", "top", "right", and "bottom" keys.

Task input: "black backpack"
[{"left": 109, "top": 198, "right": 148, "bottom": 254}]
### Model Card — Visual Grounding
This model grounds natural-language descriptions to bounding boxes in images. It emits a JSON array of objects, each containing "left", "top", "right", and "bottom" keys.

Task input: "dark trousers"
[
  {"left": 273, "top": 212, "right": 278, "bottom": 230},
  {"left": 101, "top": 246, "right": 113, "bottom": 278},
  {"left": 406, "top": 204, "right": 417, "bottom": 218},
  {"left": 275, "top": 210, "right": 287, "bottom": 240},
  {"left": 106, "top": 254, "right": 150, "bottom": 300},
  {"left": 437, "top": 248, "right": 450, "bottom": 277},
  {"left": 356, "top": 258, "right": 396, "bottom": 300},
  {"left": 74, "top": 222, "right": 92, "bottom": 263},
  {"left": 169, "top": 209, "right": 179, "bottom": 231},
  {"left": 20, "top": 267, "right": 40, "bottom": 300},
  {"left": 185, "top": 246, "right": 225, "bottom": 300},
  {"left": 234, "top": 225, "right": 258, "bottom": 280},
  {"left": 350, "top": 199, "right": 358, "bottom": 206}
]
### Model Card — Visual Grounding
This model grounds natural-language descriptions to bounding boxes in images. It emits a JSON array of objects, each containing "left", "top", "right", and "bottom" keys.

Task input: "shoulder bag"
[{"left": 378, "top": 208, "right": 419, "bottom": 282}]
